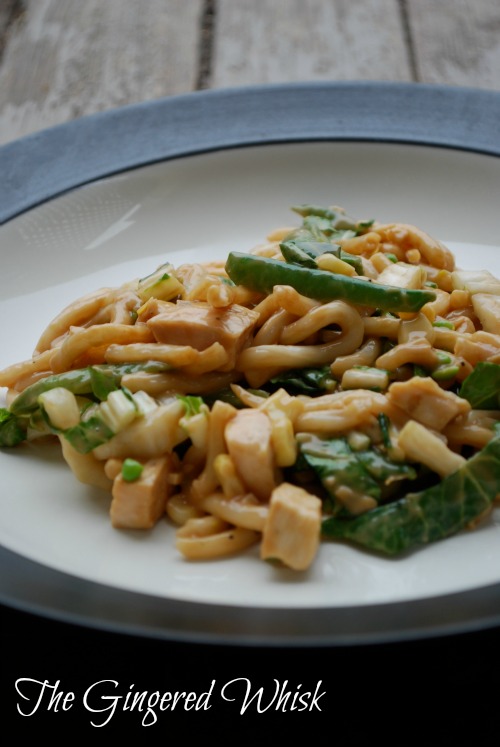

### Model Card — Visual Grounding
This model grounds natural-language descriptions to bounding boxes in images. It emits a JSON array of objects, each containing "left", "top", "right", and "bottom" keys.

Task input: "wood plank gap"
[
  {"left": 0, "top": 0, "right": 25, "bottom": 62},
  {"left": 398, "top": 0, "right": 419, "bottom": 81},
  {"left": 196, "top": 0, "right": 216, "bottom": 89}
]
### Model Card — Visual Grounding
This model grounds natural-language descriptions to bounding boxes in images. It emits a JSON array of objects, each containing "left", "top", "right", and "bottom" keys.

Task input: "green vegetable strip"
[
  {"left": 280, "top": 237, "right": 363, "bottom": 275},
  {"left": 291, "top": 204, "right": 374, "bottom": 232},
  {"left": 0, "top": 408, "right": 27, "bottom": 447},
  {"left": 269, "top": 366, "right": 335, "bottom": 395},
  {"left": 178, "top": 394, "right": 204, "bottom": 417},
  {"left": 11, "top": 369, "right": 98, "bottom": 415},
  {"left": 322, "top": 433, "right": 500, "bottom": 555},
  {"left": 10, "top": 361, "right": 171, "bottom": 416},
  {"left": 63, "top": 416, "right": 114, "bottom": 454},
  {"left": 225, "top": 253, "right": 435, "bottom": 313},
  {"left": 377, "top": 413, "right": 392, "bottom": 450}
]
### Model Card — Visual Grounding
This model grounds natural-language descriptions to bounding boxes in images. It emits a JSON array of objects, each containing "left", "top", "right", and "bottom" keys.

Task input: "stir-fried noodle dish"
[{"left": 1, "top": 204, "right": 500, "bottom": 571}]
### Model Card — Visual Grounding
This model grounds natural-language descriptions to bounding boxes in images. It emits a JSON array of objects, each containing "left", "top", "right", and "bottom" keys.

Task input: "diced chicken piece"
[
  {"left": 110, "top": 455, "right": 172, "bottom": 529},
  {"left": 260, "top": 483, "right": 321, "bottom": 571},
  {"left": 387, "top": 376, "right": 470, "bottom": 431},
  {"left": 146, "top": 300, "right": 259, "bottom": 370},
  {"left": 225, "top": 409, "right": 277, "bottom": 500}
]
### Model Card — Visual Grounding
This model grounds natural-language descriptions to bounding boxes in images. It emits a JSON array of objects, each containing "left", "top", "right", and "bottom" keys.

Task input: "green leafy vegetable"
[
  {"left": 291, "top": 204, "right": 374, "bottom": 234},
  {"left": 459, "top": 361, "right": 500, "bottom": 409},
  {"left": 280, "top": 234, "right": 363, "bottom": 275},
  {"left": 269, "top": 367, "right": 336, "bottom": 395},
  {"left": 63, "top": 416, "right": 115, "bottom": 454},
  {"left": 137, "top": 264, "right": 183, "bottom": 301},
  {"left": 322, "top": 432, "right": 500, "bottom": 554},
  {"left": 226, "top": 204, "right": 434, "bottom": 311},
  {"left": 377, "top": 413, "right": 392, "bottom": 450},
  {"left": 10, "top": 362, "right": 171, "bottom": 416},
  {"left": 88, "top": 367, "right": 120, "bottom": 401},
  {"left": 299, "top": 434, "right": 416, "bottom": 515},
  {"left": 0, "top": 408, "right": 27, "bottom": 447},
  {"left": 178, "top": 394, "right": 205, "bottom": 417}
]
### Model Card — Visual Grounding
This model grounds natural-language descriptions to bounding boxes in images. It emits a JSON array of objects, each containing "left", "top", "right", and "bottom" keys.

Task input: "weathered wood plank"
[
  {"left": 211, "top": 0, "right": 412, "bottom": 87},
  {"left": 0, "top": 0, "right": 20, "bottom": 45},
  {"left": 1, "top": 0, "right": 498, "bottom": 148},
  {"left": 407, "top": 0, "right": 500, "bottom": 89},
  {"left": 0, "top": 0, "right": 204, "bottom": 145}
]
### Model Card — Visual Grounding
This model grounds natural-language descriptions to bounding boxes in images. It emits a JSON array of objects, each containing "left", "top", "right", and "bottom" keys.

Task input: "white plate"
[{"left": 1, "top": 85, "right": 500, "bottom": 644}]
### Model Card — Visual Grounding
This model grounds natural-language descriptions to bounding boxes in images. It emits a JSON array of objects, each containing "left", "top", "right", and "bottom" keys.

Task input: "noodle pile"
[{"left": 1, "top": 204, "right": 499, "bottom": 570}]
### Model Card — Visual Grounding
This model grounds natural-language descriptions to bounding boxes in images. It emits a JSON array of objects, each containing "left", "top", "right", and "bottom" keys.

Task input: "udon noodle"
[{"left": 1, "top": 204, "right": 499, "bottom": 570}]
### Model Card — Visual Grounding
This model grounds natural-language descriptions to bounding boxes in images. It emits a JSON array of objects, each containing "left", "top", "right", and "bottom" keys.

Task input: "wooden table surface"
[
  {"left": 0, "top": 0, "right": 499, "bottom": 146},
  {"left": 1, "top": 4, "right": 499, "bottom": 741}
]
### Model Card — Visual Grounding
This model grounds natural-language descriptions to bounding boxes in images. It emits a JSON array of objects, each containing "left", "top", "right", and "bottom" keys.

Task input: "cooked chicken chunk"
[
  {"left": 110, "top": 455, "right": 172, "bottom": 529},
  {"left": 225, "top": 409, "right": 277, "bottom": 500},
  {"left": 147, "top": 300, "right": 259, "bottom": 370},
  {"left": 387, "top": 376, "right": 470, "bottom": 431},
  {"left": 260, "top": 483, "right": 322, "bottom": 571}
]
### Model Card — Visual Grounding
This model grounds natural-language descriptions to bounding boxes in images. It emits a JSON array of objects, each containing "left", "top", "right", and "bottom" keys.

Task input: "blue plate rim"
[
  {"left": 1, "top": 81, "right": 500, "bottom": 224},
  {"left": 1, "top": 81, "right": 500, "bottom": 646}
]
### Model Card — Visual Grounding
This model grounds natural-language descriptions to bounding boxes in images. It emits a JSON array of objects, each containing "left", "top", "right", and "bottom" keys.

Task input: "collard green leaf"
[
  {"left": 322, "top": 433, "right": 500, "bottom": 555},
  {"left": 269, "top": 367, "right": 335, "bottom": 396},
  {"left": 299, "top": 435, "right": 417, "bottom": 515},
  {"left": 355, "top": 450, "right": 416, "bottom": 484},
  {"left": 458, "top": 361, "right": 500, "bottom": 409}
]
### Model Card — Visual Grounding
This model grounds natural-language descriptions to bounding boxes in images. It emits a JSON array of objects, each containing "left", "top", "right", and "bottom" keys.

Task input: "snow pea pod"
[
  {"left": 280, "top": 237, "right": 364, "bottom": 275},
  {"left": 291, "top": 204, "right": 373, "bottom": 232},
  {"left": 225, "top": 253, "right": 435, "bottom": 313},
  {"left": 0, "top": 408, "right": 27, "bottom": 446},
  {"left": 322, "top": 433, "right": 500, "bottom": 555},
  {"left": 10, "top": 361, "right": 170, "bottom": 415}
]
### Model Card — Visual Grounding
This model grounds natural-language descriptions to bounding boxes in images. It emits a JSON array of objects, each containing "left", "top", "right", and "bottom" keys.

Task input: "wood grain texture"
[
  {"left": 406, "top": 0, "right": 500, "bottom": 89},
  {"left": 0, "top": 0, "right": 20, "bottom": 46},
  {"left": 211, "top": 0, "right": 412, "bottom": 87},
  {"left": 0, "top": 0, "right": 499, "bottom": 147},
  {"left": 0, "top": 0, "right": 204, "bottom": 144}
]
